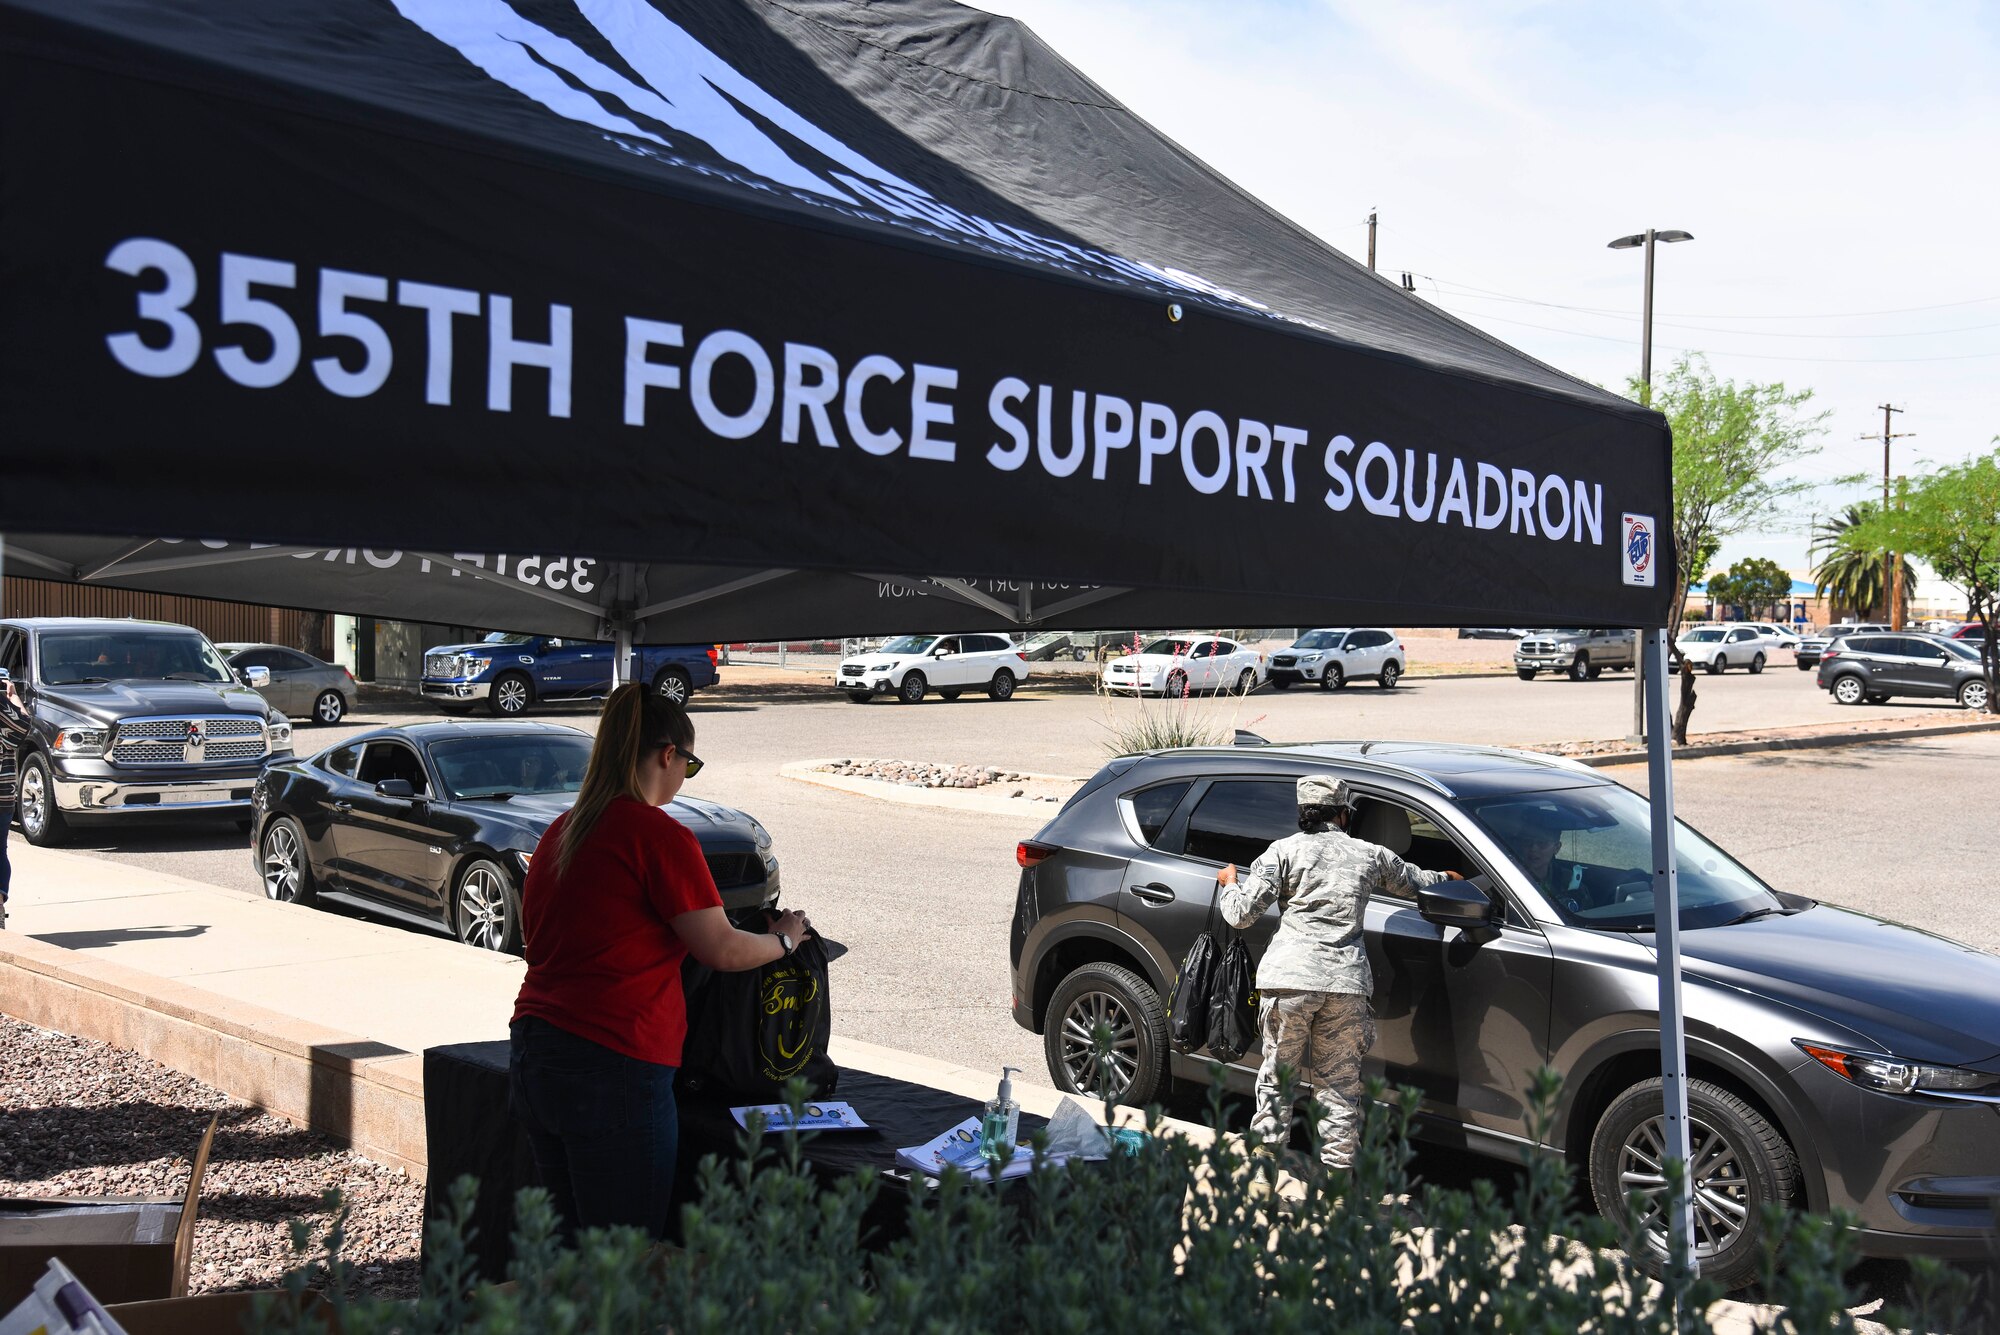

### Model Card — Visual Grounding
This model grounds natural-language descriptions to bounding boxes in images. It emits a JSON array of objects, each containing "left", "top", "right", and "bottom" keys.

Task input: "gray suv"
[
  {"left": 1816, "top": 632, "right": 1991, "bottom": 709},
  {"left": 1009, "top": 741, "right": 2000, "bottom": 1287}
]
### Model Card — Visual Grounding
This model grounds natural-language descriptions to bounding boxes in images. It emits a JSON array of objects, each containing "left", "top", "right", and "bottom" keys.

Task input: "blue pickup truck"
[{"left": 421, "top": 633, "right": 718, "bottom": 715}]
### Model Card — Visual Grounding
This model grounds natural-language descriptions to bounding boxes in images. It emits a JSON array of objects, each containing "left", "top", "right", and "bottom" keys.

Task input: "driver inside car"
[{"left": 1503, "top": 809, "right": 1599, "bottom": 912}]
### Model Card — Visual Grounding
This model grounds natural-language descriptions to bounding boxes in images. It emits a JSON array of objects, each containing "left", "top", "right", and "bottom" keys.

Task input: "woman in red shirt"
[{"left": 509, "top": 683, "right": 809, "bottom": 1243}]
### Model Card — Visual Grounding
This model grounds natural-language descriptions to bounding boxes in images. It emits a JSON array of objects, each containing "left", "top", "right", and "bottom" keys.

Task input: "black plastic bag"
[
  {"left": 1205, "top": 935, "right": 1255, "bottom": 1062},
  {"left": 1166, "top": 929, "right": 1218, "bottom": 1053},
  {"left": 680, "top": 932, "right": 838, "bottom": 1102}
]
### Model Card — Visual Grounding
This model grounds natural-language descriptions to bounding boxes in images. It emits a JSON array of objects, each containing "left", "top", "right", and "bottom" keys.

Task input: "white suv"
[
  {"left": 835, "top": 633, "right": 1030, "bottom": 704},
  {"left": 1266, "top": 628, "right": 1406, "bottom": 690}
]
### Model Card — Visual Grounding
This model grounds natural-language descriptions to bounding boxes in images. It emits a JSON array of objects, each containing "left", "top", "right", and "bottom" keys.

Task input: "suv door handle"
[
  {"left": 331, "top": 800, "right": 352, "bottom": 813},
  {"left": 1128, "top": 882, "right": 1177, "bottom": 905}
]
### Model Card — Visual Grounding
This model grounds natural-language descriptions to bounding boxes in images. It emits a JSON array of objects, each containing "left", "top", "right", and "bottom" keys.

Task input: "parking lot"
[{"left": 48, "top": 665, "right": 2000, "bottom": 1082}]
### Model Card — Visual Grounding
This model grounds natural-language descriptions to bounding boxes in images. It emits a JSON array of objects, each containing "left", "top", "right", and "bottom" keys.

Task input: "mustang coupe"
[{"left": 251, "top": 721, "right": 778, "bottom": 952}]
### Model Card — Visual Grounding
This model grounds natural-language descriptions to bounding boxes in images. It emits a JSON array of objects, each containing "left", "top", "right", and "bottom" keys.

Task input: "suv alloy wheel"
[
  {"left": 1831, "top": 675, "right": 1867, "bottom": 705},
  {"left": 1044, "top": 961, "right": 1167, "bottom": 1106},
  {"left": 1590, "top": 1077, "right": 1797, "bottom": 1292},
  {"left": 988, "top": 669, "right": 1017, "bottom": 701},
  {"left": 1379, "top": 660, "right": 1401, "bottom": 688},
  {"left": 1749, "top": 652, "right": 1765, "bottom": 675},
  {"left": 1320, "top": 663, "right": 1345, "bottom": 690},
  {"left": 898, "top": 671, "right": 928, "bottom": 704},
  {"left": 1960, "top": 679, "right": 1990, "bottom": 710}
]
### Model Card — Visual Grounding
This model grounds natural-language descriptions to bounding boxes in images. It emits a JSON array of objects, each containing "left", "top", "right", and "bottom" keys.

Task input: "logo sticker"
[{"left": 1621, "top": 514, "right": 1656, "bottom": 587}]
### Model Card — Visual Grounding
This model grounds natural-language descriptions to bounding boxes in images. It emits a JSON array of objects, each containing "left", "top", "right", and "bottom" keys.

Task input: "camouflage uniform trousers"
[{"left": 1252, "top": 989, "right": 1376, "bottom": 1170}]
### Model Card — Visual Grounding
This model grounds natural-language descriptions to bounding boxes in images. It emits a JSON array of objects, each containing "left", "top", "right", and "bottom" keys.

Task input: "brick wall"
[{"left": 0, "top": 576, "right": 330, "bottom": 656}]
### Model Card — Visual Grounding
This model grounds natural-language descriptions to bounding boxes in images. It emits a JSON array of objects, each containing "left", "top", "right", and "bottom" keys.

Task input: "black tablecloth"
[{"left": 422, "top": 1041, "right": 1048, "bottom": 1280}]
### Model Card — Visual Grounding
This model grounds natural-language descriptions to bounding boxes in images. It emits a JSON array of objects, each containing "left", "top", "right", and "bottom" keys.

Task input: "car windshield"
[
  {"left": 1461, "top": 786, "right": 1785, "bottom": 932},
  {"left": 1682, "top": 629, "right": 1725, "bottom": 643},
  {"left": 879, "top": 635, "right": 938, "bottom": 655},
  {"left": 430, "top": 735, "right": 594, "bottom": 798},
  {"left": 1140, "top": 638, "right": 1198, "bottom": 656},
  {"left": 37, "top": 630, "right": 234, "bottom": 685},
  {"left": 483, "top": 633, "right": 535, "bottom": 645},
  {"left": 1292, "top": 630, "right": 1345, "bottom": 650}
]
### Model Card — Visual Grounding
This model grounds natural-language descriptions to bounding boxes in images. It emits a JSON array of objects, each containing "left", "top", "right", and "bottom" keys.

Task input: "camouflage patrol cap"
[{"left": 1297, "top": 774, "right": 1354, "bottom": 810}]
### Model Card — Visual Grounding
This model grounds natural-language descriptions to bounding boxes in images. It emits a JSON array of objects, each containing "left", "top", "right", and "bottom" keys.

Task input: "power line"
[
  {"left": 1432, "top": 304, "right": 2000, "bottom": 364},
  {"left": 1434, "top": 289, "right": 2000, "bottom": 339},
  {"left": 1413, "top": 272, "right": 2000, "bottom": 321}
]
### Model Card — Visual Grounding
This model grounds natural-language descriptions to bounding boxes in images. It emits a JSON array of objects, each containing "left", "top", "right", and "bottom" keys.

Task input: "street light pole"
[{"left": 1609, "top": 229, "right": 1693, "bottom": 742}]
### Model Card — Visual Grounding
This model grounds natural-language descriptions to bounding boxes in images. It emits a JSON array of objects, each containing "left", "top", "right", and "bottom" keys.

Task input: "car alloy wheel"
[
  {"left": 1961, "top": 679, "right": 1991, "bottom": 711},
  {"left": 1236, "top": 668, "right": 1256, "bottom": 693},
  {"left": 1832, "top": 675, "right": 1866, "bottom": 705},
  {"left": 1749, "top": 653, "right": 1765, "bottom": 675},
  {"left": 1320, "top": 663, "right": 1344, "bottom": 691},
  {"left": 490, "top": 673, "right": 532, "bottom": 716},
  {"left": 17, "top": 754, "right": 67, "bottom": 847},
  {"left": 314, "top": 690, "right": 346, "bottom": 725},
  {"left": 1379, "top": 661, "right": 1401, "bottom": 688},
  {"left": 260, "top": 817, "right": 314, "bottom": 905},
  {"left": 455, "top": 859, "right": 520, "bottom": 953},
  {"left": 1045, "top": 962, "right": 1167, "bottom": 1107},
  {"left": 1165, "top": 669, "right": 1188, "bottom": 697},
  {"left": 1592, "top": 1077, "right": 1796, "bottom": 1292},
  {"left": 653, "top": 668, "right": 691, "bottom": 704},
  {"left": 1707, "top": 655, "right": 1725, "bottom": 674},
  {"left": 898, "top": 671, "right": 927, "bottom": 704},
  {"left": 989, "top": 670, "right": 1017, "bottom": 701}
]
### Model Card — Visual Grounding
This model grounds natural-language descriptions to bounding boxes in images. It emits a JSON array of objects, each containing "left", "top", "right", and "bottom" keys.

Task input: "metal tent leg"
[
  {"left": 613, "top": 625, "right": 633, "bottom": 689},
  {"left": 1642, "top": 627, "right": 1696, "bottom": 1284}
]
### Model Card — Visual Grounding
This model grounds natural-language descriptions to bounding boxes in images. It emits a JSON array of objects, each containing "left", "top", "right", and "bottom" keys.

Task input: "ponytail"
[{"left": 556, "top": 682, "right": 695, "bottom": 876}]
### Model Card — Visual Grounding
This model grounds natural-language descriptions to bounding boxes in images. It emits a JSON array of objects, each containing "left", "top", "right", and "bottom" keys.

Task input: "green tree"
[
  {"left": 1844, "top": 450, "right": 2000, "bottom": 714},
  {"left": 1636, "top": 356, "right": 1827, "bottom": 742},
  {"left": 1810, "top": 503, "right": 1915, "bottom": 621},
  {"left": 1705, "top": 556, "right": 1793, "bottom": 622}
]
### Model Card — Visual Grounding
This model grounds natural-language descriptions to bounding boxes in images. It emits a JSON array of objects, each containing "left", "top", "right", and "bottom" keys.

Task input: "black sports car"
[{"left": 249, "top": 721, "right": 778, "bottom": 952}]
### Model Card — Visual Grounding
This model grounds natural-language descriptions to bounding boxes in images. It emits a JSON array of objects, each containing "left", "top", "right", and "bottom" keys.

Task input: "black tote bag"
[
  {"left": 680, "top": 933, "right": 838, "bottom": 1102},
  {"left": 1166, "top": 887, "right": 1226, "bottom": 1054},
  {"left": 1204, "top": 932, "right": 1256, "bottom": 1063}
]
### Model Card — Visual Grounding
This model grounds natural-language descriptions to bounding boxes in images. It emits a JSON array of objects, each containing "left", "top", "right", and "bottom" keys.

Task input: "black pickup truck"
[{"left": 0, "top": 617, "right": 294, "bottom": 846}]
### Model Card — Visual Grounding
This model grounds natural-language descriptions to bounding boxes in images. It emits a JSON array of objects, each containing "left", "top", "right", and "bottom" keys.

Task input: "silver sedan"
[{"left": 219, "top": 643, "right": 356, "bottom": 725}]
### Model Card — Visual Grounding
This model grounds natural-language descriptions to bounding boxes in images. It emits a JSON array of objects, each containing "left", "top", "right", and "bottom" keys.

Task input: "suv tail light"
[
  {"left": 1821, "top": 650, "right": 1840, "bottom": 662},
  {"left": 1017, "top": 840, "right": 1057, "bottom": 868}
]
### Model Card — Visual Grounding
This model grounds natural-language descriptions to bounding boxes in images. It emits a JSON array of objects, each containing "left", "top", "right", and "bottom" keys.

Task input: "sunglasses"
[{"left": 678, "top": 748, "right": 704, "bottom": 778}]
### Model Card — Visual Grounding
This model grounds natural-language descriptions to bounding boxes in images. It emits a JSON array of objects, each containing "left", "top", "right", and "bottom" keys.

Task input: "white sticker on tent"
[{"left": 1621, "top": 513, "right": 1657, "bottom": 587}]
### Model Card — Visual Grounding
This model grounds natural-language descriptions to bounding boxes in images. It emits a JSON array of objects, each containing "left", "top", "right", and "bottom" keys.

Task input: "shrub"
[{"left": 252, "top": 1070, "right": 1982, "bottom": 1334}]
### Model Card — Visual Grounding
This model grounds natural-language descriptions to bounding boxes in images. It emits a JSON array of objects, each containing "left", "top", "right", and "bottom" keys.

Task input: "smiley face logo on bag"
[{"left": 758, "top": 961, "right": 823, "bottom": 1079}]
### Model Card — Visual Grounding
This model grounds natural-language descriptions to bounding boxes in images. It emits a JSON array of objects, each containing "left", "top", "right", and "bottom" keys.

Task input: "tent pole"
[
  {"left": 1642, "top": 627, "right": 1696, "bottom": 1287},
  {"left": 613, "top": 624, "right": 633, "bottom": 689}
]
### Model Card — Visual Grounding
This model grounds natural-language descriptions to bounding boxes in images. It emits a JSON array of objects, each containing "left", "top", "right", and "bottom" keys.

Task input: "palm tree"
[{"left": 1811, "top": 503, "right": 1916, "bottom": 620}]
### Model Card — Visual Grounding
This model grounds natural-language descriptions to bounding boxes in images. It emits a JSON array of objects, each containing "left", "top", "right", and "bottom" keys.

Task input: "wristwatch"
[{"left": 775, "top": 931, "right": 795, "bottom": 956}]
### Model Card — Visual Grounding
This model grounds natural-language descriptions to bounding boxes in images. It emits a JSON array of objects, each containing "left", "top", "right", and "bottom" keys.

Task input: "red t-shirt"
[{"left": 511, "top": 797, "right": 722, "bottom": 1066}]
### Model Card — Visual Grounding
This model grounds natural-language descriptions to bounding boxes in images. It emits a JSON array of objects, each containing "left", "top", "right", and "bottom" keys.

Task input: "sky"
[{"left": 974, "top": 0, "right": 2000, "bottom": 605}]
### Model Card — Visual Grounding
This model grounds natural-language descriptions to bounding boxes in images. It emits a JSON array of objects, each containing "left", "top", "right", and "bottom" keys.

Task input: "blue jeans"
[
  {"left": 508, "top": 1016, "right": 679, "bottom": 1245},
  {"left": 0, "top": 805, "right": 11, "bottom": 904}
]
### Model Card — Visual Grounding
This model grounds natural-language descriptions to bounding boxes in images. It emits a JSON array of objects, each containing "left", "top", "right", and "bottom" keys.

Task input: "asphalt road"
[{"left": 43, "top": 668, "right": 1999, "bottom": 1085}]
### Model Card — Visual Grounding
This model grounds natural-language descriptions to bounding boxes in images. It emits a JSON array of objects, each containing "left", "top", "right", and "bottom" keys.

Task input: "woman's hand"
[
  {"left": 772, "top": 909, "right": 811, "bottom": 944},
  {"left": 1217, "top": 864, "right": 1238, "bottom": 886}
]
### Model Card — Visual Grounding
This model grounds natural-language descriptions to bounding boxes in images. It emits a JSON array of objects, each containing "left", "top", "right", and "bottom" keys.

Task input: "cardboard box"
[
  {"left": 106, "top": 1290, "right": 335, "bottom": 1335},
  {"left": 0, "top": 1116, "right": 215, "bottom": 1307}
]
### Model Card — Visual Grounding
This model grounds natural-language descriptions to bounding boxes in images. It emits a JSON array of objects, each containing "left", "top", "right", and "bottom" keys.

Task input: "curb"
[{"left": 1568, "top": 716, "right": 2000, "bottom": 767}]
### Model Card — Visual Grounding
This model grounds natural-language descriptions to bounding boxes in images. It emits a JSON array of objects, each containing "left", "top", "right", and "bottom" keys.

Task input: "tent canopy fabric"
[{"left": 1, "top": 0, "right": 1673, "bottom": 634}]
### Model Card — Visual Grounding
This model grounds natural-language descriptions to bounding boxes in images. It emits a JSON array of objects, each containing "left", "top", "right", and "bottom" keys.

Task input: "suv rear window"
[
  {"left": 1127, "top": 781, "right": 1191, "bottom": 846},
  {"left": 1181, "top": 780, "right": 1296, "bottom": 865}
]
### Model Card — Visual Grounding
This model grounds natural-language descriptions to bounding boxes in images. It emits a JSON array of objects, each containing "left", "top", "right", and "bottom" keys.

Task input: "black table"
[{"left": 422, "top": 1042, "right": 1048, "bottom": 1280}]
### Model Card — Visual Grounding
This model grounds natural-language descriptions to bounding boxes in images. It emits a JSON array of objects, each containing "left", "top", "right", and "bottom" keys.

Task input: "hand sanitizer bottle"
[{"left": 979, "top": 1066, "right": 1022, "bottom": 1166}]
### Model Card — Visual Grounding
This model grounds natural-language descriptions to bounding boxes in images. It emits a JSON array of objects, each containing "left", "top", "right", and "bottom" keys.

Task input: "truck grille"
[
  {"left": 1520, "top": 639, "right": 1555, "bottom": 655},
  {"left": 425, "top": 652, "right": 466, "bottom": 679},
  {"left": 112, "top": 716, "right": 267, "bottom": 767}
]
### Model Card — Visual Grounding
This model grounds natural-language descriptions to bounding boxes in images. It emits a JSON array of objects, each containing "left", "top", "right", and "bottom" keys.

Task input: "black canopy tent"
[{"left": 0, "top": 0, "right": 1698, "bottom": 1272}]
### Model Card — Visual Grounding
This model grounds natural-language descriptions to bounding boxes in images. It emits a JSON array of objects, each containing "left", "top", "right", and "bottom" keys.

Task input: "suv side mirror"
[
  {"left": 1418, "top": 881, "right": 1498, "bottom": 930},
  {"left": 241, "top": 666, "right": 271, "bottom": 689},
  {"left": 375, "top": 778, "right": 417, "bottom": 800}
]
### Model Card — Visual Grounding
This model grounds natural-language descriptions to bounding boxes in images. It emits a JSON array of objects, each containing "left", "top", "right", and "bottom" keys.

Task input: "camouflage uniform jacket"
[{"left": 1218, "top": 828, "right": 1448, "bottom": 995}]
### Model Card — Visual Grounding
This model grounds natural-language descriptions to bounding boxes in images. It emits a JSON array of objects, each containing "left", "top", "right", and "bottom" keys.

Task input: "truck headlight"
[
  {"left": 462, "top": 656, "right": 492, "bottom": 677},
  {"left": 1555, "top": 640, "right": 1579, "bottom": 651},
  {"left": 268, "top": 717, "right": 293, "bottom": 751},
  {"left": 54, "top": 726, "right": 109, "bottom": 757},
  {"left": 1796, "top": 1041, "right": 2000, "bottom": 1096}
]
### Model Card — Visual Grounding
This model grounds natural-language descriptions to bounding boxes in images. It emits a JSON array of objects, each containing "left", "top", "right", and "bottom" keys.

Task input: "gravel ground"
[{"left": 0, "top": 1015, "right": 423, "bottom": 1299}]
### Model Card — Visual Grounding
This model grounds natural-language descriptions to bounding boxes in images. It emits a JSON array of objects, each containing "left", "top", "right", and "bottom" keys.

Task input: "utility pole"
[
  {"left": 1860, "top": 405, "right": 1913, "bottom": 627},
  {"left": 1366, "top": 210, "right": 1378, "bottom": 272}
]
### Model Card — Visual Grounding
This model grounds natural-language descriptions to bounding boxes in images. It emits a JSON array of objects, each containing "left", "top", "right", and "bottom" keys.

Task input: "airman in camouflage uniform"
[{"left": 1218, "top": 775, "right": 1456, "bottom": 1170}]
